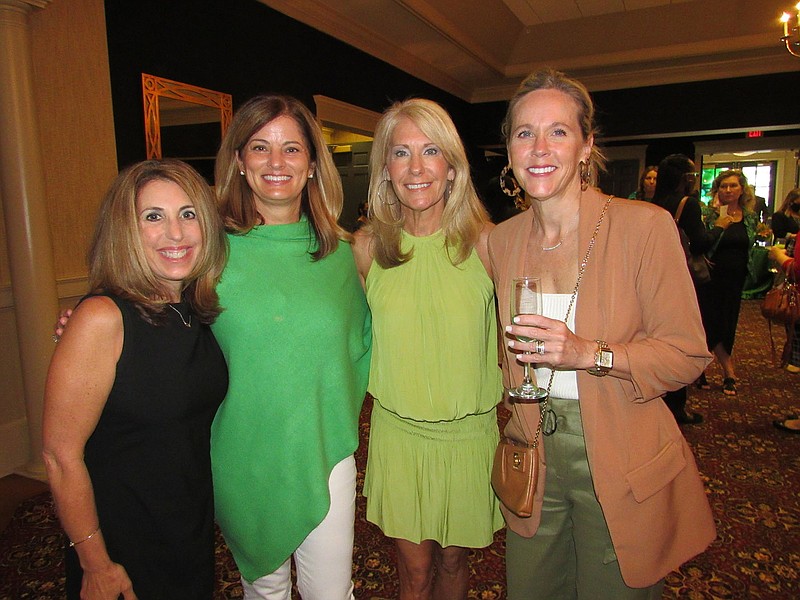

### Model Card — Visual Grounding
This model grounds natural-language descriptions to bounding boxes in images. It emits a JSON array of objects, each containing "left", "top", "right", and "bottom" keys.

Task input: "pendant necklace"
[
  {"left": 540, "top": 210, "right": 579, "bottom": 252},
  {"left": 168, "top": 304, "right": 192, "bottom": 328}
]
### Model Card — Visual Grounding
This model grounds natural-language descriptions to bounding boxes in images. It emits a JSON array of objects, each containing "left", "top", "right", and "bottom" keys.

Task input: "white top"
[{"left": 534, "top": 293, "right": 579, "bottom": 400}]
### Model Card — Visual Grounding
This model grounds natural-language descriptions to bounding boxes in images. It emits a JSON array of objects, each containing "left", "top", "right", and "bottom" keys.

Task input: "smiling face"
[
  {"left": 136, "top": 179, "right": 202, "bottom": 301},
  {"left": 717, "top": 175, "right": 744, "bottom": 206},
  {"left": 386, "top": 117, "right": 455, "bottom": 222},
  {"left": 236, "top": 114, "right": 315, "bottom": 221},
  {"left": 506, "top": 89, "right": 592, "bottom": 203}
]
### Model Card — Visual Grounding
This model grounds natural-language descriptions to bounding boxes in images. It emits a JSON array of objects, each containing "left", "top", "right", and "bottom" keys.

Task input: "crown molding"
[
  {"left": 0, "top": 0, "right": 52, "bottom": 10},
  {"left": 313, "top": 95, "right": 381, "bottom": 136}
]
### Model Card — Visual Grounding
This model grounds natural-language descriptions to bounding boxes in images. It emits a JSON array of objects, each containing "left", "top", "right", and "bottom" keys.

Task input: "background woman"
[
  {"left": 771, "top": 188, "right": 800, "bottom": 240},
  {"left": 769, "top": 234, "right": 800, "bottom": 375},
  {"left": 353, "top": 98, "right": 503, "bottom": 600},
  {"left": 489, "top": 68, "right": 715, "bottom": 599},
  {"left": 696, "top": 169, "right": 757, "bottom": 396},
  {"left": 211, "top": 95, "right": 371, "bottom": 599},
  {"left": 651, "top": 154, "right": 728, "bottom": 422},
  {"left": 627, "top": 165, "right": 657, "bottom": 201},
  {"left": 43, "top": 160, "right": 229, "bottom": 599}
]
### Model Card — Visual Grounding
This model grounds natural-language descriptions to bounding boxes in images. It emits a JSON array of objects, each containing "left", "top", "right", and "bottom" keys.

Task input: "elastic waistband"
[{"left": 372, "top": 400, "right": 497, "bottom": 442}]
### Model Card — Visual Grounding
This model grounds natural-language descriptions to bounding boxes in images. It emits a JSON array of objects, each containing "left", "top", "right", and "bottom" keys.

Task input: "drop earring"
[
  {"left": 500, "top": 164, "right": 528, "bottom": 210},
  {"left": 579, "top": 160, "right": 591, "bottom": 191}
]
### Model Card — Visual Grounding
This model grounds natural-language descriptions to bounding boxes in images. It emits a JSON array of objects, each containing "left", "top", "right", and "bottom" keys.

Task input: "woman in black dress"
[
  {"left": 771, "top": 188, "right": 800, "bottom": 240},
  {"left": 43, "top": 160, "right": 229, "bottom": 599},
  {"left": 696, "top": 169, "right": 758, "bottom": 396},
  {"left": 651, "top": 154, "right": 726, "bottom": 422}
]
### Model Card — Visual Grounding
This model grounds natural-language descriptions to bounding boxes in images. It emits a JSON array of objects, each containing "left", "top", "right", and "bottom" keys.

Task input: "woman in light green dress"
[{"left": 353, "top": 99, "right": 503, "bottom": 600}]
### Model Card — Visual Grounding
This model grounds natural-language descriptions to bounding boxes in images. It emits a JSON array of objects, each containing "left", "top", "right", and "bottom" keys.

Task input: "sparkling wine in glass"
[{"left": 508, "top": 277, "right": 548, "bottom": 401}]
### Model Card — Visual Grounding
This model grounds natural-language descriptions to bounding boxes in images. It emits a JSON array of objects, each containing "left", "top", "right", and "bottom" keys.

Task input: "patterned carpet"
[{"left": 1, "top": 300, "right": 798, "bottom": 599}]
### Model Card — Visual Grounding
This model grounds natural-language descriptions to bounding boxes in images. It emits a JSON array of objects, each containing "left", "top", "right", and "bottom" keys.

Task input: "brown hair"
[
  {"left": 777, "top": 188, "right": 800, "bottom": 214},
  {"left": 365, "top": 98, "right": 488, "bottom": 268},
  {"left": 88, "top": 159, "right": 227, "bottom": 324},
  {"left": 636, "top": 165, "right": 658, "bottom": 198},
  {"left": 215, "top": 94, "right": 348, "bottom": 260}
]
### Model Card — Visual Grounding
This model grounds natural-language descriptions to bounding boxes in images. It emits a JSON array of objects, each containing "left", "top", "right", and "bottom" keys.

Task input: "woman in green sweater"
[{"left": 211, "top": 95, "right": 371, "bottom": 600}]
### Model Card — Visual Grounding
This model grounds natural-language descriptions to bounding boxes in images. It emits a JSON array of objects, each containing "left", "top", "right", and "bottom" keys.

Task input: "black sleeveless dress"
[{"left": 65, "top": 295, "right": 228, "bottom": 599}]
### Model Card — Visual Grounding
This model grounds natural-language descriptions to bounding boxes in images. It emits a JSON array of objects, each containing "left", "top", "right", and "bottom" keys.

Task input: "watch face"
[{"left": 597, "top": 350, "right": 613, "bottom": 369}]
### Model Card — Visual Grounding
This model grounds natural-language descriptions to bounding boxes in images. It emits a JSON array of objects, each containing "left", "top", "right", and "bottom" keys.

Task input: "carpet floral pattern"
[{"left": 1, "top": 300, "right": 798, "bottom": 599}]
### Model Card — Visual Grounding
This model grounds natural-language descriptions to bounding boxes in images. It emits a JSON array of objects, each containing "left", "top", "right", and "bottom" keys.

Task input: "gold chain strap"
[{"left": 513, "top": 195, "right": 614, "bottom": 448}]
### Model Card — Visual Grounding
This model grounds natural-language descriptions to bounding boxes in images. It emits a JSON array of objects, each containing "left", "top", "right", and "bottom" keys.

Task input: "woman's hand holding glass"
[
  {"left": 508, "top": 314, "right": 595, "bottom": 372},
  {"left": 507, "top": 277, "right": 548, "bottom": 400}
]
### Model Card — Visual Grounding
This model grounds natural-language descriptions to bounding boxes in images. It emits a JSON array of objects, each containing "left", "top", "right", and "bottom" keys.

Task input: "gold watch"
[{"left": 587, "top": 340, "right": 613, "bottom": 376}]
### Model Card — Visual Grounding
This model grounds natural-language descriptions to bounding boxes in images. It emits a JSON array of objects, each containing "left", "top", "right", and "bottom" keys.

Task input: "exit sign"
[{"left": 747, "top": 131, "right": 763, "bottom": 138}]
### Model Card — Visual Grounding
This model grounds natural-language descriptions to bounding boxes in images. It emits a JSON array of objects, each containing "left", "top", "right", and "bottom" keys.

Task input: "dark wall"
[
  {"left": 105, "top": 0, "right": 800, "bottom": 207},
  {"left": 104, "top": 0, "right": 473, "bottom": 170},
  {"left": 467, "top": 71, "right": 800, "bottom": 161}
]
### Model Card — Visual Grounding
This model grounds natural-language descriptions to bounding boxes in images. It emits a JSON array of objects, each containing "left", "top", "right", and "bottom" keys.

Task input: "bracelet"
[{"left": 69, "top": 526, "right": 100, "bottom": 547}]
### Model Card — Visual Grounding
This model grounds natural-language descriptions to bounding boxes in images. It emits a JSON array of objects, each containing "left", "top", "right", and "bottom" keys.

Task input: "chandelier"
[{"left": 780, "top": 2, "right": 800, "bottom": 57}]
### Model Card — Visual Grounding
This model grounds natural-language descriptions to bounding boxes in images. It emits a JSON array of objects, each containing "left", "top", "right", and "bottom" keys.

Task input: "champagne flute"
[{"left": 508, "top": 277, "right": 548, "bottom": 401}]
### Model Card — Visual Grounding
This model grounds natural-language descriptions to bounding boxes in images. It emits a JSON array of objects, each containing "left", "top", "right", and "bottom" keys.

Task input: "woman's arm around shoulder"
[
  {"left": 352, "top": 228, "right": 374, "bottom": 289},
  {"left": 42, "top": 296, "right": 136, "bottom": 599},
  {"left": 475, "top": 221, "right": 496, "bottom": 278}
]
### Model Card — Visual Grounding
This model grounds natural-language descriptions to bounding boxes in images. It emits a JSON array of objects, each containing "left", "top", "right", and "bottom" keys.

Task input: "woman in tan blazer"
[{"left": 488, "top": 68, "right": 716, "bottom": 599}]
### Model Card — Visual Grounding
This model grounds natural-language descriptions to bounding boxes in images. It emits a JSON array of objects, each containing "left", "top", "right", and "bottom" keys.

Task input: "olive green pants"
[{"left": 505, "top": 397, "right": 664, "bottom": 600}]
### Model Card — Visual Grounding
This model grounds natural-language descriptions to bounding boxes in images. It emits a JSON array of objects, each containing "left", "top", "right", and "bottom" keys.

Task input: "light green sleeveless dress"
[{"left": 363, "top": 229, "right": 503, "bottom": 547}]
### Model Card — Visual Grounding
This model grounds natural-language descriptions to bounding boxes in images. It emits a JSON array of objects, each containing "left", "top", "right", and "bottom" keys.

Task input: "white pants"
[{"left": 241, "top": 455, "right": 357, "bottom": 600}]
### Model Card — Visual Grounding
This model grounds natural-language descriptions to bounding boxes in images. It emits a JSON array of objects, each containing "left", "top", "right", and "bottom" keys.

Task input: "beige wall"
[{"left": 0, "top": 0, "right": 118, "bottom": 476}]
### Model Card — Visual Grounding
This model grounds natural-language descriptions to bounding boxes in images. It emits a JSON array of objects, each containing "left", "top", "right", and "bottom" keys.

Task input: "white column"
[{"left": 0, "top": 0, "right": 56, "bottom": 481}]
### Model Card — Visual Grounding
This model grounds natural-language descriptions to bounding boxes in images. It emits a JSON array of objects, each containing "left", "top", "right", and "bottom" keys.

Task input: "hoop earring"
[
  {"left": 500, "top": 164, "right": 520, "bottom": 198},
  {"left": 500, "top": 164, "right": 529, "bottom": 210},
  {"left": 378, "top": 179, "right": 397, "bottom": 206},
  {"left": 579, "top": 160, "right": 591, "bottom": 191}
]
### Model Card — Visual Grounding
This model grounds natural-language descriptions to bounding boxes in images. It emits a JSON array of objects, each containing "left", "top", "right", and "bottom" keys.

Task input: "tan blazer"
[{"left": 488, "top": 191, "right": 716, "bottom": 588}]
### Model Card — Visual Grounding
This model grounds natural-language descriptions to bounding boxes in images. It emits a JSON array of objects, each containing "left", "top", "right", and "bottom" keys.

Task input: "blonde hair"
[
  {"left": 215, "top": 94, "right": 349, "bottom": 260},
  {"left": 711, "top": 170, "right": 756, "bottom": 213},
  {"left": 501, "top": 67, "right": 605, "bottom": 183},
  {"left": 88, "top": 159, "right": 227, "bottom": 324},
  {"left": 366, "top": 98, "right": 488, "bottom": 268}
]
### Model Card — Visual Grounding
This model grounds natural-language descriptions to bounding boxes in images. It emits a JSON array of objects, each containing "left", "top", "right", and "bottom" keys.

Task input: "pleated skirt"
[{"left": 363, "top": 400, "right": 504, "bottom": 548}]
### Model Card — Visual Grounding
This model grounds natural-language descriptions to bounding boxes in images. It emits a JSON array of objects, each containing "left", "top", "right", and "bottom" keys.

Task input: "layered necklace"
[
  {"left": 540, "top": 210, "right": 579, "bottom": 252},
  {"left": 168, "top": 304, "right": 192, "bottom": 328}
]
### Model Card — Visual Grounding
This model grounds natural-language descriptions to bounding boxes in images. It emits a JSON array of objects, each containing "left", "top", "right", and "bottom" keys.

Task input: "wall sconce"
[{"left": 780, "top": 2, "right": 800, "bottom": 57}]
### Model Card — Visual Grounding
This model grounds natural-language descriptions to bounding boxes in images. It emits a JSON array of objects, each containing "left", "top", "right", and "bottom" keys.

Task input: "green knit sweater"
[{"left": 210, "top": 217, "right": 371, "bottom": 582}]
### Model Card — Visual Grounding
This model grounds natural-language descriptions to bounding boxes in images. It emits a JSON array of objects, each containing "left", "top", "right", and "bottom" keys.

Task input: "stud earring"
[{"left": 239, "top": 170, "right": 245, "bottom": 176}]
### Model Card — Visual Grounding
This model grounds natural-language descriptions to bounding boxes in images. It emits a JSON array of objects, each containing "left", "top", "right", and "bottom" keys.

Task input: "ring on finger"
[{"left": 534, "top": 339, "right": 545, "bottom": 354}]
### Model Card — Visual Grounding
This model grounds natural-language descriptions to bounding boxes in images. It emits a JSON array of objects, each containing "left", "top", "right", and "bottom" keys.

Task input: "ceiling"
[{"left": 258, "top": 0, "right": 799, "bottom": 103}]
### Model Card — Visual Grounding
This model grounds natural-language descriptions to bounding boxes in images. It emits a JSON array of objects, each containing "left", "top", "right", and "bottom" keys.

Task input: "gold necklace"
[
  {"left": 540, "top": 210, "right": 579, "bottom": 252},
  {"left": 168, "top": 304, "right": 192, "bottom": 328}
]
